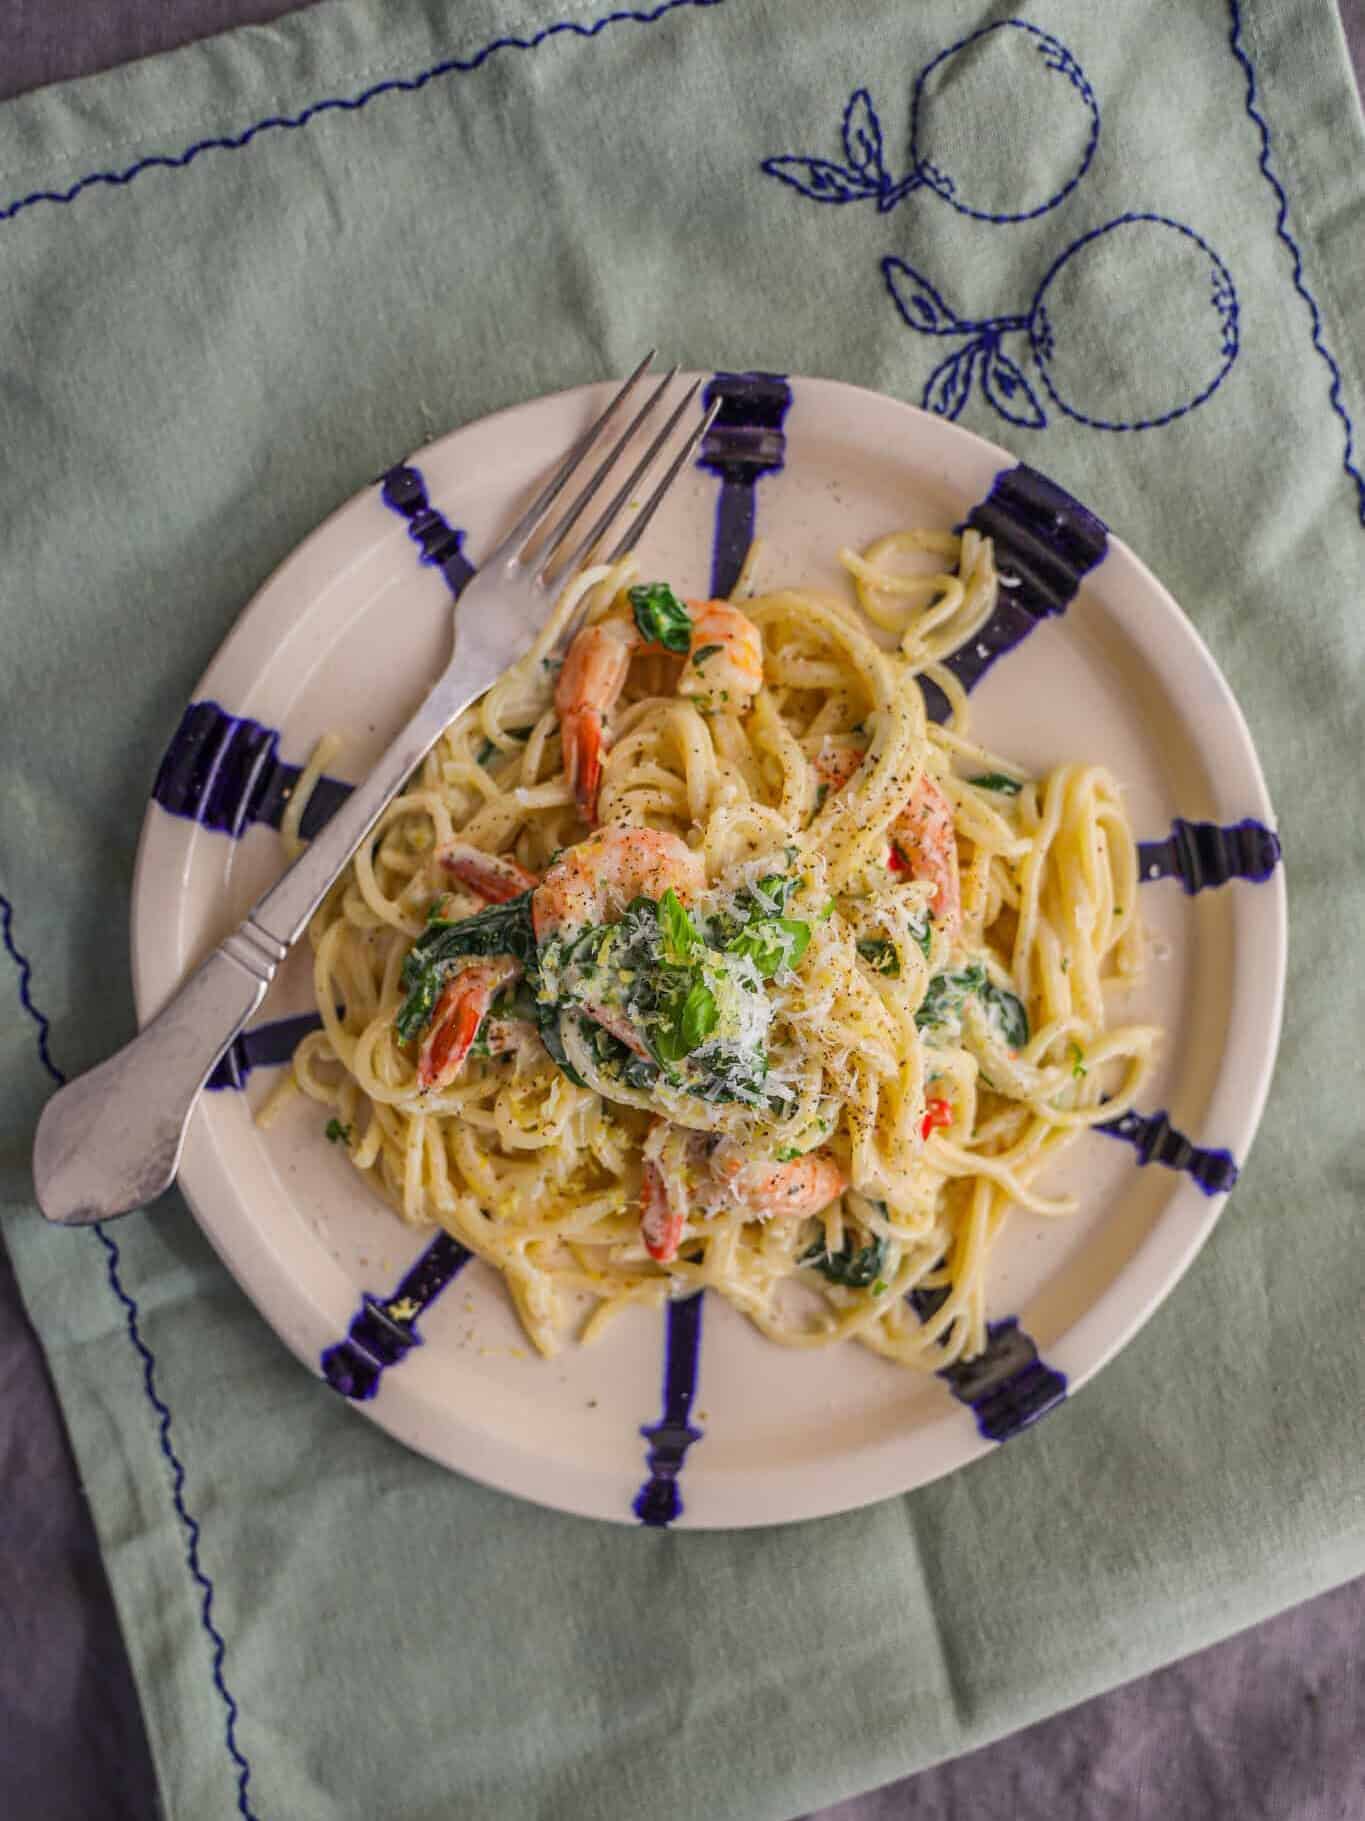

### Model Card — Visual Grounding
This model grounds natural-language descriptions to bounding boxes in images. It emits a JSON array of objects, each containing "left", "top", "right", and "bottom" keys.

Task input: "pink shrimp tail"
[{"left": 640, "top": 1159, "right": 684, "bottom": 1263}]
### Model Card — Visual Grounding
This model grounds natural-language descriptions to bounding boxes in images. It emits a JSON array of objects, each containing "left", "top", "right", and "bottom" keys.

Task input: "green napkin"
[{"left": 3, "top": 1, "right": 1363, "bottom": 1816}]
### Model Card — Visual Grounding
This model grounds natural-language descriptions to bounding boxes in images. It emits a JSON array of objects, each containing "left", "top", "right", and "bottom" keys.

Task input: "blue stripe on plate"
[
  {"left": 1096, "top": 1107, "right": 1240, "bottom": 1195},
  {"left": 908, "top": 1286, "right": 1068, "bottom": 1442},
  {"left": 698, "top": 372, "right": 792, "bottom": 598},
  {"left": 151, "top": 699, "right": 355, "bottom": 839},
  {"left": 919, "top": 462, "right": 1109, "bottom": 721},
  {"left": 1137, "top": 817, "right": 1281, "bottom": 892},
  {"left": 205, "top": 1011, "right": 326, "bottom": 1090},
  {"left": 321, "top": 1232, "right": 474, "bottom": 1401},
  {"left": 633, "top": 1292, "right": 705, "bottom": 1527},
  {"left": 379, "top": 463, "right": 477, "bottom": 598}
]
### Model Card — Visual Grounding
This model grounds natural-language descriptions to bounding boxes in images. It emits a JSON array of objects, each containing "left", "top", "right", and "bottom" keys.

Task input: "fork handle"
[
  {"left": 32, "top": 677, "right": 483, "bottom": 1228},
  {"left": 32, "top": 935, "right": 278, "bottom": 1227}
]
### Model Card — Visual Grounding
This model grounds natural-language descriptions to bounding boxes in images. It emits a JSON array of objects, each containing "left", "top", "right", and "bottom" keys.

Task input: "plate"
[{"left": 129, "top": 373, "right": 1286, "bottom": 1528}]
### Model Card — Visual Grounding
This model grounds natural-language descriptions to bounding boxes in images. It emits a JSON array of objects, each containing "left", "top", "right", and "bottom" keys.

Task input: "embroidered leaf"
[
  {"left": 841, "top": 89, "right": 886, "bottom": 182},
  {"left": 982, "top": 346, "right": 1047, "bottom": 429},
  {"left": 923, "top": 344, "right": 979, "bottom": 421},
  {"left": 881, "top": 258, "right": 961, "bottom": 335},
  {"left": 760, "top": 155, "right": 876, "bottom": 204}
]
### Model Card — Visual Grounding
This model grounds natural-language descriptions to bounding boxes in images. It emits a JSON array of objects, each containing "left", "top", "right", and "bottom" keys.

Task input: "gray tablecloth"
[{"left": 3, "top": 5, "right": 1363, "bottom": 1819}]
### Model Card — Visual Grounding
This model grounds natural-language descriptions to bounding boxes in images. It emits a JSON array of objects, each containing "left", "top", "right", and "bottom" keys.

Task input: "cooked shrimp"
[
  {"left": 676, "top": 600, "right": 765, "bottom": 705},
  {"left": 531, "top": 825, "right": 705, "bottom": 944},
  {"left": 557, "top": 599, "right": 765, "bottom": 821},
  {"left": 437, "top": 841, "right": 539, "bottom": 904},
  {"left": 707, "top": 1138, "right": 847, "bottom": 1221},
  {"left": 417, "top": 956, "right": 522, "bottom": 1091},
  {"left": 816, "top": 742, "right": 961, "bottom": 934},
  {"left": 637, "top": 1119, "right": 845, "bottom": 1257}
]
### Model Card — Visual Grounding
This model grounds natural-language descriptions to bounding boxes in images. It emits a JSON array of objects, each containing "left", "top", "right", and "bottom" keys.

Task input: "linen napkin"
[{"left": 3, "top": 2, "right": 1364, "bottom": 1817}]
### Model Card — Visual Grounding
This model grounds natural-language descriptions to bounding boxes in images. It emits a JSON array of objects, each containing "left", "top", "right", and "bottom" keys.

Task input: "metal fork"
[{"left": 33, "top": 355, "right": 719, "bottom": 1227}]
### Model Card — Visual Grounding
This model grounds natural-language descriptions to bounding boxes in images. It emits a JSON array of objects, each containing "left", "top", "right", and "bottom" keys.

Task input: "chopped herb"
[
  {"left": 476, "top": 739, "right": 498, "bottom": 767},
  {"left": 1068, "top": 1041, "right": 1087, "bottom": 1079},
  {"left": 324, "top": 1119, "right": 352, "bottom": 1145},
  {"left": 812, "top": 782, "right": 829, "bottom": 816},
  {"left": 749, "top": 873, "right": 799, "bottom": 916},
  {"left": 802, "top": 1230, "right": 888, "bottom": 1289},
  {"left": 872, "top": 1279, "right": 889, "bottom": 1296},
  {"left": 692, "top": 643, "right": 723, "bottom": 668},
  {"left": 628, "top": 581, "right": 692, "bottom": 654},
  {"left": 969, "top": 772, "right": 1023, "bottom": 795},
  {"left": 507, "top": 724, "right": 536, "bottom": 741}
]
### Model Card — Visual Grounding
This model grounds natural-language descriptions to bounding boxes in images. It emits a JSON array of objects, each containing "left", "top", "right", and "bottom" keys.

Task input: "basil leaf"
[
  {"left": 969, "top": 772, "right": 1022, "bottom": 795},
  {"left": 856, "top": 937, "right": 901, "bottom": 977},
  {"left": 727, "top": 917, "right": 810, "bottom": 979},
  {"left": 657, "top": 887, "right": 699, "bottom": 964},
  {"left": 802, "top": 1231, "right": 887, "bottom": 1289},
  {"left": 749, "top": 873, "right": 798, "bottom": 916},
  {"left": 981, "top": 979, "right": 1029, "bottom": 1049},
  {"left": 628, "top": 582, "right": 693, "bottom": 654},
  {"left": 680, "top": 980, "right": 719, "bottom": 1051}
]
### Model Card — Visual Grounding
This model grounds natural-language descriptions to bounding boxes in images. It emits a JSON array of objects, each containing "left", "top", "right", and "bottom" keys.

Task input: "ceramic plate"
[{"left": 129, "top": 373, "right": 1286, "bottom": 1528}]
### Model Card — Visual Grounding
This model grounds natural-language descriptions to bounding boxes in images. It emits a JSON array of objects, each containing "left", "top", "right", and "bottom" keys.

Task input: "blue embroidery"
[
  {"left": 634, "top": 1293, "right": 705, "bottom": 1526},
  {"left": 152, "top": 699, "right": 354, "bottom": 840},
  {"left": 0, "top": 0, "right": 725, "bottom": 225},
  {"left": 1227, "top": 0, "right": 1365, "bottom": 525},
  {"left": 321, "top": 1234, "right": 473, "bottom": 1400},
  {"left": 909, "top": 1285, "right": 1067, "bottom": 1442},
  {"left": 380, "top": 464, "right": 476, "bottom": 598},
  {"left": 698, "top": 372, "right": 792, "bottom": 597},
  {"left": 762, "top": 22, "right": 1099, "bottom": 223},
  {"left": 1097, "top": 1109, "right": 1240, "bottom": 1196},
  {"left": 1138, "top": 818, "right": 1282, "bottom": 893},
  {"left": 1, "top": 891, "right": 260, "bottom": 1819},
  {"left": 884, "top": 214, "right": 1241, "bottom": 433}
]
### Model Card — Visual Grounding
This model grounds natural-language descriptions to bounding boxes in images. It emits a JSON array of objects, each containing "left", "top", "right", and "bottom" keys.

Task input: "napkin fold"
[{"left": 3, "top": 2, "right": 1364, "bottom": 1817}]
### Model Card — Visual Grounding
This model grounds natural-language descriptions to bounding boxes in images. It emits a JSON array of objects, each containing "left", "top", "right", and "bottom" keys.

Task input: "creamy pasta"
[{"left": 279, "top": 527, "right": 1159, "bottom": 1370}]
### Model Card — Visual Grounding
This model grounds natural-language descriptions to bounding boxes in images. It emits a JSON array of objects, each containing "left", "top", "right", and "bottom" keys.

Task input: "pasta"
[{"left": 282, "top": 527, "right": 1159, "bottom": 1371}]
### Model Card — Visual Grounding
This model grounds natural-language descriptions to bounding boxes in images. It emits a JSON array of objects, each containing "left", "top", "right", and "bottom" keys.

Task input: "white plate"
[{"left": 130, "top": 374, "right": 1286, "bottom": 1529}]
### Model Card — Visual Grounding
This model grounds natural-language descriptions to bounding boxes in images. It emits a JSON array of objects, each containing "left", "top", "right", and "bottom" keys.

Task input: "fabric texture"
[{"left": 2, "top": 3, "right": 1363, "bottom": 1817}]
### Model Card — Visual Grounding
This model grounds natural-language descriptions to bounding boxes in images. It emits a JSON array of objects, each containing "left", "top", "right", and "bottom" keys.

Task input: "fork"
[{"left": 33, "top": 355, "right": 718, "bottom": 1228}]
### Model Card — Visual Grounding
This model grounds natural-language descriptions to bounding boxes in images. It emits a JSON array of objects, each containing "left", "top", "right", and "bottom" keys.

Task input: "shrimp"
[
  {"left": 557, "top": 599, "right": 765, "bottom": 822},
  {"left": 707, "top": 1138, "right": 847, "bottom": 1221},
  {"left": 638, "top": 1118, "right": 846, "bottom": 1261},
  {"left": 417, "top": 956, "right": 522, "bottom": 1091},
  {"left": 816, "top": 742, "right": 961, "bottom": 935},
  {"left": 437, "top": 841, "right": 538, "bottom": 904},
  {"left": 531, "top": 825, "right": 705, "bottom": 943}
]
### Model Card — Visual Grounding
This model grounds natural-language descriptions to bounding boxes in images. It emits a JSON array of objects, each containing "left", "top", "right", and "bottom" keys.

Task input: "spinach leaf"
[
  {"left": 969, "top": 772, "right": 1023, "bottom": 795},
  {"left": 980, "top": 978, "right": 1029, "bottom": 1049},
  {"left": 396, "top": 892, "right": 537, "bottom": 1042},
  {"left": 914, "top": 963, "right": 986, "bottom": 1033},
  {"left": 726, "top": 917, "right": 810, "bottom": 980},
  {"left": 692, "top": 643, "right": 723, "bottom": 668},
  {"left": 802, "top": 1230, "right": 888, "bottom": 1289},
  {"left": 628, "top": 582, "right": 693, "bottom": 654},
  {"left": 856, "top": 937, "right": 901, "bottom": 977}
]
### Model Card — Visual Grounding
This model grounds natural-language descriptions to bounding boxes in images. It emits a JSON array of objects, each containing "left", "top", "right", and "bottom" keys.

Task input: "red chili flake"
[{"left": 920, "top": 1097, "right": 954, "bottom": 1141}]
